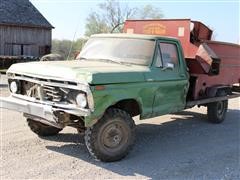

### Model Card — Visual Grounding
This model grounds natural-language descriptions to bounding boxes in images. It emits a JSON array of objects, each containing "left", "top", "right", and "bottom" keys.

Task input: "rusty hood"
[{"left": 7, "top": 60, "right": 149, "bottom": 84}]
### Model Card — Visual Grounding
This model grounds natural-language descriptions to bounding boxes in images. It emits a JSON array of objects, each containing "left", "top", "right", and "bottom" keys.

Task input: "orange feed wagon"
[{"left": 123, "top": 19, "right": 240, "bottom": 100}]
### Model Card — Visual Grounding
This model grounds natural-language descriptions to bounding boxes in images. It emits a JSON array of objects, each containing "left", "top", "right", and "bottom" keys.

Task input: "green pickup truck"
[{"left": 1, "top": 34, "right": 239, "bottom": 162}]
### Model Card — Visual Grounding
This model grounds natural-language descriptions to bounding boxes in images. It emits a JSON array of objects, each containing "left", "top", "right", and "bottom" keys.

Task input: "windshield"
[{"left": 77, "top": 37, "right": 155, "bottom": 66}]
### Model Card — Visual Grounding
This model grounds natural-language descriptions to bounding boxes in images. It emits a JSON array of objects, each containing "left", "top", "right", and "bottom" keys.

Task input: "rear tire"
[
  {"left": 84, "top": 108, "right": 135, "bottom": 162},
  {"left": 27, "top": 119, "right": 62, "bottom": 136},
  {"left": 207, "top": 91, "right": 228, "bottom": 123}
]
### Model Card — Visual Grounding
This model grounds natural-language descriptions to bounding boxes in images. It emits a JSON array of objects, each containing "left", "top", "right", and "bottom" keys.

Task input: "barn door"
[
  {"left": 4, "top": 44, "right": 39, "bottom": 56},
  {"left": 4, "top": 44, "right": 13, "bottom": 55},
  {"left": 23, "top": 45, "right": 38, "bottom": 56},
  {"left": 13, "top": 44, "right": 21, "bottom": 56}
]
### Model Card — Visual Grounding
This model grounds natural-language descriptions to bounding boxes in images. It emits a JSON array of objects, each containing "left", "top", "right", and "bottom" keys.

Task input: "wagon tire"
[
  {"left": 84, "top": 108, "right": 136, "bottom": 162},
  {"left": 27, "top": 119, "right": 62, "bottom": 136},
  {"left": 207, "top": 90, "right": 228, "bottom": 124}
]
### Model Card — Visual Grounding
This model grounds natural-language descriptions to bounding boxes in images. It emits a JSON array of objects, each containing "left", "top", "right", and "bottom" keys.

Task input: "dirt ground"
[{"left": 0, "top": 74, "right": 239, "bottom": 179}]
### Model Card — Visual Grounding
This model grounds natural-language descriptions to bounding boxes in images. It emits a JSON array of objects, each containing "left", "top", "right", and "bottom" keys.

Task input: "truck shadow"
[{"left": 45, "top": 109, "right": 240, "bottom": 179}]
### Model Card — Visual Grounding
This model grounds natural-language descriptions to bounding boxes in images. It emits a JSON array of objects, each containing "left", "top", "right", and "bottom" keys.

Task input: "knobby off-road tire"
[
  {"left": 27, "top": 119, "right": 62, "bottom": 136},
  {"left": 85, "top": 108, "right": 136, "bottom": 162},
  {"left": 207, "top": 91, "right": 228, "bottom": 124}
]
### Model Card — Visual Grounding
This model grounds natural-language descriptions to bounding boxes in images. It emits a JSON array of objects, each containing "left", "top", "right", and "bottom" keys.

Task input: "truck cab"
[{"left": 76, "top": 34, "right": 189, "bottom": 123}]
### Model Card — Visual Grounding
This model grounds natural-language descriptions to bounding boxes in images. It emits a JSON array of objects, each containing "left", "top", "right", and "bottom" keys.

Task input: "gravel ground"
[{"left": 0, "top": 74, "right": 240, "bottom": 179}]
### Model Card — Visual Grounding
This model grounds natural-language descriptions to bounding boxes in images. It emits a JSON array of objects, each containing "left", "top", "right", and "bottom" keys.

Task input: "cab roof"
[{"left": 91, "top": 33, "right": 179, "bottom": 42}]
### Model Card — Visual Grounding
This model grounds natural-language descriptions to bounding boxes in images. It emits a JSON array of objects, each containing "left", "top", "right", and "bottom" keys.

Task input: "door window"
[{"left": 159, "top": 43, "right": 179, "bottom": 69}]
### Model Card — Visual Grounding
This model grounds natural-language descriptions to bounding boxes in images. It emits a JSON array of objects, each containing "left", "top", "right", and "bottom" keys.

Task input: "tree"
[
  {"left": 85, "top": 0, "right": 163, "bottom": 36},
  {"left": 52, "top": 38, "right": 88, "bottom": 59},
  {"left": 133, "top": 4, "right": 163, "bottom": 20},
  {"left": 85, "top": 13, "right": 111, "bottom": 36},
  {"left": 52, "top": 1, "right": 164, "bottom": 58},
  {"left": 98, "top": 0, "right": 137, "bottom": 33},
  {"left": 52, "top": 39, "right": 72, "bottom": 59}
]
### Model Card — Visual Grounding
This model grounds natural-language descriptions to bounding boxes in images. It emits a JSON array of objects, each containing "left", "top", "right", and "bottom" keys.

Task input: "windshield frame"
[{"left": 77, "top": 37, "right": 157, "bottom": 67}]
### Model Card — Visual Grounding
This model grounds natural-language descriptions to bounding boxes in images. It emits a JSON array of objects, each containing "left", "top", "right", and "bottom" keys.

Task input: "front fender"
[{"left": 84, "top": 83, "right": 154, "bottom": 127}]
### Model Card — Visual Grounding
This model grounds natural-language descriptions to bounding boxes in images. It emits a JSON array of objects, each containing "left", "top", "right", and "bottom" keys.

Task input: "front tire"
[
  {"left": 207, "top": 91, "right": 228, "bottom": 123},
  {"left": 27, "top": 119, "right": 62, "bottom": 136},
  {"left": 84, "top": 108, "right": 136, "bottom": 162}
]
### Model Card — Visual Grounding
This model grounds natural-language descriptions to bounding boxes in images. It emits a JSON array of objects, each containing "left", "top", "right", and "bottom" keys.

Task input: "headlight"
[
  {"left": 10, "top": 81, "right": 18, "bottom": 93},
  {"left": 76, "top": 93, "right": 87, "bottom": 108}
]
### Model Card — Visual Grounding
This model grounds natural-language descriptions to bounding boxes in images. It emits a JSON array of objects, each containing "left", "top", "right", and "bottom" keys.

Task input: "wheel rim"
[
  {"left": 100, "top": 120, "right": 129, "bottom": 152},
  {"left": 217, "top": 101, "right": 224, "bottom": 117}
]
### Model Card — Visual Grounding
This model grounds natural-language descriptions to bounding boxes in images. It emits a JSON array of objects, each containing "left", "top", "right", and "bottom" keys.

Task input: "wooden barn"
[{"left": 0, "top": 0, "right": 53, "bottom": 57}]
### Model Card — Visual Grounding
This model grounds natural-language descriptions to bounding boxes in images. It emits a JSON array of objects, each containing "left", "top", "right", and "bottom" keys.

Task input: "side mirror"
[{"left": 162, "top": 62, "right": 174, "bottom": 70}]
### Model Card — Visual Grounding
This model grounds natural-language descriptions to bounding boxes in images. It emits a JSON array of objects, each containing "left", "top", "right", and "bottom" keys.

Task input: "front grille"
[
  {"left": 21, "top": 81, "right": 41, "bottom": 100},
  {"left": 9, "top": 75, "right": 82, "bottom": 104},
  {"left": 13, "top": 73, "right": 78, "bottom": 86},
  {"left": 8, "top": 74, "right": 92, "bottom": 110},
  {"left": 19, "top": 80, "right": 64, "bottom": 102},
  {"left": 42, "top": 85, "right": 62, "bottom": 102}
]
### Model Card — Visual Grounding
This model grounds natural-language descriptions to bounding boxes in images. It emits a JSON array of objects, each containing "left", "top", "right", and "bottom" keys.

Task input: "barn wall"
[{"left": 0, "top": 25, "right": 52, "bottom": 57}]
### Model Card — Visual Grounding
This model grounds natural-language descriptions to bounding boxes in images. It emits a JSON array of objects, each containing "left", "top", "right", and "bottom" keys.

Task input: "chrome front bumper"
[{"left": 0, "top": 95, "right": 91, "bottom": 128}]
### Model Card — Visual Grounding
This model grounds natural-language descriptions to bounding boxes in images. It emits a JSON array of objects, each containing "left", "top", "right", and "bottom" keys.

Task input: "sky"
[{"left": 31, "top": 0, "right": 240, "bottom": 44}]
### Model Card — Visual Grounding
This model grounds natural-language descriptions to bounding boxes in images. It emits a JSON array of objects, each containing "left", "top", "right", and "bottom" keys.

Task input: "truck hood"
[{"left": 8, "top": 60, "right": 150, "bottom": 84}]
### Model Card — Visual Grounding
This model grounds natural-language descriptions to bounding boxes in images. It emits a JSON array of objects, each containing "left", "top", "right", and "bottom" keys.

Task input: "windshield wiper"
[
  {"left": 97, "top": 58, "right": 126, "bottom": 65},
  {"left": 78, "top": 57, "right": 132, "bottom": 66},
  {"left": 85, "top": 58, "right": 131, "bottom": 65},
  {"left": 78, "top": 57, "right": 87, "bottom": 60}
]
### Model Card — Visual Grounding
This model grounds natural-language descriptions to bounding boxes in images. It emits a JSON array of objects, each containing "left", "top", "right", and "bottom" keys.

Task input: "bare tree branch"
[{"left": 85, "top": 1, "right": 164, "bottom": 36}]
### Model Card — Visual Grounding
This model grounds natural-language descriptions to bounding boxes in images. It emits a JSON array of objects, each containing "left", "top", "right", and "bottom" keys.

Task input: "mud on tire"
[
  {"left": 84, "top": 108, "right": 136, "bottom": 162},
  {"left": 27, "top": 119, "right": 62, "bottom": 136}
]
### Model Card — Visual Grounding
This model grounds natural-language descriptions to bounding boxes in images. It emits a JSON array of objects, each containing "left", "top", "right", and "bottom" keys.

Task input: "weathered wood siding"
[{"left": 0, "top": 25, "right": 51, "bottom": 57}]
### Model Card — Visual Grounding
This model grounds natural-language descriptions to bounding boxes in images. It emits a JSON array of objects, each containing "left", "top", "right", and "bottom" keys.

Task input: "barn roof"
[{"left": 0, "top": 0, "right": 53, "bottom": 29}]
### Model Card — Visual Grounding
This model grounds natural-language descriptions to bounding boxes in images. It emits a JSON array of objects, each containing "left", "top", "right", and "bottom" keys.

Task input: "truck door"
[{"left": 145, "top": 40, "right": 189, "bottom": 117}]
